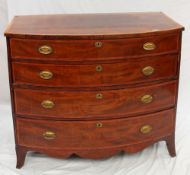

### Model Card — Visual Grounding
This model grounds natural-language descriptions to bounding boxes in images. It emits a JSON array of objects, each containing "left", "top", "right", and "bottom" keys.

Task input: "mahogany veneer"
[
  {"left": 12, "top": 54, "right": 178, "bottom": 87},
  {"left": 10, "top": 34, "right": 179, "bottom": 61},
  {"left": 16, "top": 109, "right": 174, "bottom": 149},
  {"left": 14, "top": 81, "right": 176, "bottom": 119},
  {"left": 4, "top": 12, "right": 184, "bottom": 168}
]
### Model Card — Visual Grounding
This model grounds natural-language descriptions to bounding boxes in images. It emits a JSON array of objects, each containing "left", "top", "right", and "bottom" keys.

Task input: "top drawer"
[{"left": 10, "top": 34, "right": 179, "bottom": 61}]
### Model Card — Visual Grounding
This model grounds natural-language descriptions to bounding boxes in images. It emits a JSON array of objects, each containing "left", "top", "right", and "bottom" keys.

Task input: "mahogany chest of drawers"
[{"left": 5, "top": 12, "right": 184, "bottom": 168}]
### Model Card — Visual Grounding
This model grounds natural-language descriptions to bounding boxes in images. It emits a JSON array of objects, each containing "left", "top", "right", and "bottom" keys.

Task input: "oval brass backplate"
[
  {"left": 41, "top": 100, "right": 55, "bottom": 109},
  {"left": 96, "top": 93, "right": 103, "bottom": 99},
  {"left": 40, "top": 71, "right": 53, "bottom": 80},
  {"left": 43, "top": 131, "right": 56, "bottom": 140},
  {"left": 141, "top": 94, "right": 153, "bottom": 104},
  {"left": 96, "top": 65, "right": 103, "bottom": 72},
  {"left": 96, "top": 122, "right": 103, "bottom": 128},
  {"left": 38, "top": 45, "right": 53, "bottom": 55},
  {"left": 140, "top": 125, "right": 152, "bottom": 134},
  {"left": 142, "top": 66, "right": 154, "bottom": 76},
  {"left": 143, "top": 42, "right": 156, "bottom": 51},
  {"left": 95, "top": 41, "right": 103, "bottom": 48}
]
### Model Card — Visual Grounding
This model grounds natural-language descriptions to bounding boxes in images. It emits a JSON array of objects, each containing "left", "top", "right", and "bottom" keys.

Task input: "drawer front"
[
  {"left": 14, "top": 81, "right": 177, "bottom": 119},
  {"left": 16, "top": 109, "right": 174, "bottom": 149},
  {"left": 12, "top": 54, "right": 178, "bottom": 87},
  {"left": 10, "top": 34, "right": 179, "bottom": 61}
]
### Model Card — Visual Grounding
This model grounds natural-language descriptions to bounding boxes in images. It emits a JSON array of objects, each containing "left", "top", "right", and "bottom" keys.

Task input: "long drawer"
[
  {"left": 12, "top": 54, "right": 178, "bottom": 87},
  {"left": 14, "top": 81, "right": 177, "bottom": 119},
  {"left": 10, "top": 34, "right": 179, "bottom": 61},
  {"left": 16, "top": 109, "right": 174, "bottom": 149}
]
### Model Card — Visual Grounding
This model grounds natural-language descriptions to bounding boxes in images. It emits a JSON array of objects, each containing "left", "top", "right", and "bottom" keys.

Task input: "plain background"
[{"left": 0, "top": 0, "right": 190, "bottom": 174}]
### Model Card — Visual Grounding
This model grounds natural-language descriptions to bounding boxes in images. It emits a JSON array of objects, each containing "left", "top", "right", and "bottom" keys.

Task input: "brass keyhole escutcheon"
[
  {"left": 96, "top": 65, "right": 103, "bottom": 72},
  {"left": 143, "top": 42, "right": 156, "bottom": 51},
  {"left": 40, "top": 71, "right": 53, "bottom": 80},
  {"left": 96, "top": 93, "right": 103, "bottom": 99},
  {"left": 43, "top": 131, "right": 56, "bottom": 140},
  {"left": 38, "top": 45, "right": 53, "bottom": 55},
  {"left": 95, "top": 41, "right": 103, "bottom": 48},
  {"left": 41, "top": 100, "right": 55, "bottom": 109},
  {"left": 96, "top": 122, "right": 103, "bottom": 128},
  {"left": 140, "top": 125, "right": 152, "bottom": 134},
  {"left": 141, "top": 94, "right": 153, "bottom": 104},
  {"left": 142, "top": 66, "right": 154, "bottom": 76}
]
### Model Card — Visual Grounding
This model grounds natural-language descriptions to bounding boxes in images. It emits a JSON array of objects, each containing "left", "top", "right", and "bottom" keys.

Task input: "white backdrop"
[{"left": 0, "top": 0, "right": 190, "bottom": 174}]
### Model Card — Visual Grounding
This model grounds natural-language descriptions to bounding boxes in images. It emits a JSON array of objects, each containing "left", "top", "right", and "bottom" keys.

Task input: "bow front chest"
[{"left": 5, "top": 12, "right": 184, "bottom": 168}]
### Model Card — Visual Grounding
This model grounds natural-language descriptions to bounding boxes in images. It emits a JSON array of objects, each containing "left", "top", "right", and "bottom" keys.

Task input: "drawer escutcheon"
[
  {"left": 38, "top": 45, "right": 53, "bottom": 55},
  {"left": 96, "top": 65, "right": 103, "bottom": 72},
  {"left": 95, "top": 41, "right": 103, "bottom": 48},
  {"left": 96, "top": 122, "right": 103, "bottom": 128},
  {"left": 43, "top": 131, "right": 56, "bottom": 140},
  {"left": 140, "top": 125, "right": 153, "bottom": 134},
  {"left": 39, "top": 71, "right": 53, "bottom": 80},
  {"left": 41, "top": 100, "right": 55, "bottom": 109},
  {"left": 143, "top": 42, "right": 156, "bottom": 51},
  {"left": 96, "top": 93, "right": 103, "bottom": 99}
]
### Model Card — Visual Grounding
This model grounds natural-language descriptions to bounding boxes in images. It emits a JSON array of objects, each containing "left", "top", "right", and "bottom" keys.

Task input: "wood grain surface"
[
  {"left": 12, "top": 54, "right": 178, "bottom": 87},
  {"left": 10, "top": 34, "right": 179, "bottom": 61},
  {"left": 5, "top": 12, "right": 184, "bottom": 39},
  {"left": 4, "top": 12, "right": 184, "bottom": 168},
  {"left": 14, "top": 81, "right": 177, "bottom": 119},
  {"left": 16, "top": 109, "right": 174, "bottom": 149}
]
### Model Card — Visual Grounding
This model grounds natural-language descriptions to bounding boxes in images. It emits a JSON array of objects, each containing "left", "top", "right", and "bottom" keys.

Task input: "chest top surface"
[{"left": 5, "top": 12, "right": 184, "bottom": 39}]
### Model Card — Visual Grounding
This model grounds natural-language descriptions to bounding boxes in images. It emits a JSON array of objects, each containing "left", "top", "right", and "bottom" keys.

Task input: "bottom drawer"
[{"left": 16, "top": 109, "right": 174, "bottom": 150}]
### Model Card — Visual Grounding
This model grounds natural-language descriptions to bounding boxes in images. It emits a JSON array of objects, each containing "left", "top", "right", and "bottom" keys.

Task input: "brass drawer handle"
[
  {"left": 96, "top": 122, "right": 103, "bottom": 128},
  {"left": 96, "top": 93, "right": 103, "bottom": 99},
  {"left": 41, "top": 100, "right": 55, "bottom": 109},
  {"left": 143, "top": 42, "right": 156, "bottom": 51},
  {"left": 142, "top": 66, "right": 154, "bottom": 76},
  {"left": 38, "top": 45, "right": 53, "bottom": 55},
  {"left": 141, "top": 94, "right": 153, "bottom": 104},
  {"left": 140, "top": 125, "right": 152, "bottom": 134},
  {"left": 96, "top": 65, "right": 103, "bottom": 72},
  {"left": 43, "top": 131, "right": 56, "bottom": 140},
  {"left": 95, "top": 41, "right": 103, "bottom": 48},
  {"left": 40, "top": 71, "right": 53, "bottom": 80}
]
